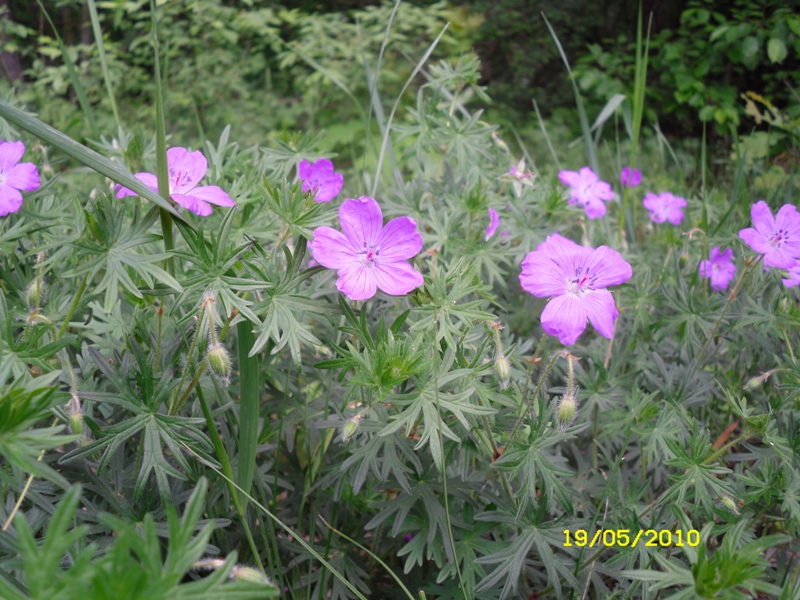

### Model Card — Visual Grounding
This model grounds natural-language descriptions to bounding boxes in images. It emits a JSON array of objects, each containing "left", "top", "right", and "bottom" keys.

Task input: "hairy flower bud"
[
  {"left": 67, "top": 394, "right": 83, "bottom": 436},
  {"left": 557, "top": 393, "right": 578, "bottom": 428},
  {"left": 207, "top": 344, "right": 231, "bottom": 384},
  {"left": 721, "top": 495, "right": 740, "bottom": 515},
  {"left": 26, "top": 278, "right": 45, "bottom": 309},
  {"left": 231, "top": 565, "right": 272, "bottom": 585},
  {"left": 494, "top": 354, "right": 511, "bottom": 389},
  {"left": 342, "top": 419, "right": 359, "bottom": 442}
]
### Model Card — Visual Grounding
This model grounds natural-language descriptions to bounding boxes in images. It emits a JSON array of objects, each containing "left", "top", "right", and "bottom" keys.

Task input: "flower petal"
[
  {"left": 310, "top": 226, "right": 358, "bottom": 269},
  {"left": 116, "top": 172, "right": 158, "bottom": 198},
  {"left": 738, "top": 228, "right": 771, "bottom": 255},
  {"left": 582, "top": 288, "right": 618, "bottom": 339},
  {"left": 189, "top": 185, "right": 235, "bottom": 207},
  {"left": 171, "top": 193, "right": 213, "bottom": 216},
  {"left": 297, "top": 160, "right": 313, "bottom": 181},
  {"left": 485, "top": 208, "right": 499, "bottom": 241},
  {"left": 750, "top": 200, "right": 775, "bottom": 237},
  {"left": 168, "top": 147, "right": 207, "bottom": 193},
  {"left": 309, "top": 158, "right": 334, "bottom": 178},
  {"left": 339, "top": 197, "right": 383, "bottom": 247},
  {"left": 520, "top": 234, "right": 586, "bottom": 298},
  {"left": 591, "top": 180, "right": 614, "bottom": 201},
  {"left": 0, "top": 184, "right": 23, "bottom": 216},
  {"left": 373, "top": 262, "right": 424, "bottom": 296},
  {"left": 314, "top": 173, "right": 344, "bottom": 203},
  {"left": 558, "top": 170, "right": 581, "bottom": 188},
  {"left": 582, "top": 245, "right": 632, "bottom": 288},
  {"left": 336, "top": 265, "right": 377, "bottom": 301},
  {"left": 583, "top": 197, "right": 607, "bottom": 219},
  {"left": 377, "top": 216, "right": 422, "bottom": 262},
  {"left": 540, "top": 294, "right": 587, "bottom": 346},
  {"left": 4, "top": 162, "right": 40, "bottom": 192},
  {"left": 0, "top": 141, "right": 25, "bottom": 173}
]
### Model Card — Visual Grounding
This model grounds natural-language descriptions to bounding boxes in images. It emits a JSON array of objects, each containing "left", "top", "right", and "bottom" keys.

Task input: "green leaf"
[{"left": 767, "top": 37, "right": 788, "bottom": 63}]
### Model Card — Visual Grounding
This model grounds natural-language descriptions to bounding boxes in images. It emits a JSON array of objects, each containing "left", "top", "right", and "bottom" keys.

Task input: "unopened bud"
[
  {"left": 557, "top": 393, "right": 578, "bottom": 428},
  {"left": 231, "top": 565, "right": 271, "bottom": 585},
  {"left": 744, "top": 371, "right": 772, "bottom": 391},
  {"left": 342, "top": 419, "right": 359, "bottom": 442},
  {"left": 721, "top": 495, "right": 739, "bottom": 515},
  {"left": 779, "top": 298, "right": 791, "bottom": 314},
  {"left": 26, "top": 279, "right": 45, "bottom": 309},
  {"left": 67, "top": 394, "right": 84, "bottom": 436},
  {"left": 494, "top": 354, "right": 511, "bottom": 389},
  {"left": 207, "top": 344, "right": 231, "bottom": 384},
  {"left": 679, "top": 252, "right": 688, "bottom": 268}
]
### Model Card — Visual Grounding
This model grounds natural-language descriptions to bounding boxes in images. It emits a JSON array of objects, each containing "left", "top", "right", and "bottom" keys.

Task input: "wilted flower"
[
  {"left": 642, "top": 192, "right": 687, "bottom": 225},
  {"left": 699, "top": 246, "right": 737, "bottom": 292},
  {"left": 116, "top": 147, "right": 235, "bottom": 216},
  {"left": 0, "top": 140, "right": 41, "bottom": 217},
  {"left": 309, "top": 197, "right": 424, "bottom": 301},
  {"left": 485, "top": 208, "right": 500, "bottom": 241},
  {"left": 507, "top": 158, "right": 535, "bottom": 198},
  {"left": 558, "top": 167, "right": 614, "bottom": 219},
  {"left": 620, "top": 167, "right": 642, "bottom": 187},
  {"left": 738, "top": 201, "right": 800, "bottom": 269},
  {"left": 519, "top": 233, "right": 632, "bottom": 345},
  {"left": 297, "top": 158, "right": 343, "bottom": 203}
]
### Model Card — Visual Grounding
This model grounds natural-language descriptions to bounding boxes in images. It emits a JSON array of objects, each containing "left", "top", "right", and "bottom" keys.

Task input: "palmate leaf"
[
  {"left": 60, "top": 347, "right": 216, "bottom": 505},
  {"left": 379, "top": 365, "right": 495, "bottom": 471},
  {"left": 66, "top": 199, "right": 182, "bottom": 314},
  {"left": 474, "top": 512, "right": 579, "bottom": 598}
]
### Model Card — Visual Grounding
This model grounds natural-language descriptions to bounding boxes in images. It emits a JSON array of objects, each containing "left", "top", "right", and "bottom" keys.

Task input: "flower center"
[
  {"left": 358, "top": 242, "right": 380, "bottom": 267},
  {"left": 567, "top": 266, "right": 595, "bottom": 296},
  {"left": 0, "top": 173, "right": 5, "bottom": 185},
  {"left": 769, "top": 229, "right": 787, "bottom": 247},
  {"left": 169, "top": 168, "right": 193, "bottom": 190}
]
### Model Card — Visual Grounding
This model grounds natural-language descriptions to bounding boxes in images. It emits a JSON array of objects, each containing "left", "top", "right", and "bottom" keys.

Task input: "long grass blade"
[
  {"left": 236, "top": 321, "right": 260, "bottom": 512},
  {"left": 86, "top": 0, "right": 121, "bottom": 129},
  {"left": 149, "top": 0, "right": 174, "bottom": 274},
  {"left": 533, "top": 99, "right": 561, "bottom": 170},
  {"left": 371, "top": 23, "right": 449, "bottom": 197},
  {"left": 542, "top": 14, "right": 597, "bottom": 174},
  {"left": 36, "top": 0, "right": 99, "bottom": 139},
  {"left": 0, "top": 99, "right": 182, "bottom": 218}
]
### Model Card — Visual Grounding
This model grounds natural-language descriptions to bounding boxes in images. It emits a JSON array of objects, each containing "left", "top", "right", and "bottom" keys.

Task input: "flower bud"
[
  {"left": 207, "top": 344, "right": 231, "bottom": 384},
  {"left": 231, "top": 565, "right": 272, "bottom": 585},
  {"left": 679, "top": 252, "right": 688, "bottom": 268},
  {"left": 26, "top": 279, "right": 45, "bottom": 309},
  {"left": 721, "top": 495, "right": 739, "bottom": 515},
  {"left": 557, "top": 393, "right": 578, "bottom": 428},
  {"left": 744, "top": 371, "right": 772, "bottom": 391},
  {"left": 342, "top": 419, "right": 359, "bottom": 442},
  {"left": 67, "top": 394, "right": 84, "bottom": 436},
  {"left": 494, "top": 354, "right": 511, "bottom": 389}
]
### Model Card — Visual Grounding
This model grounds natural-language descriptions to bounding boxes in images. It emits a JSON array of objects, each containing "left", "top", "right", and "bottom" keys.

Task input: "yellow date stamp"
[{"left": 564, "top": 529, "right": 701, "bottom": 548}]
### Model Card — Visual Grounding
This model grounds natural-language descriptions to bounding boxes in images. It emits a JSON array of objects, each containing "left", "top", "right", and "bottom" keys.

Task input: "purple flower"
[
  {"left": 738, "top": 201, "right": 800, "bottom": 269},
  {"left": 620, "top": 167, "right": 642, "bottom": 187},
  {"left": 298, "top": 159, "right": 343, "bottom": 203},
  {"left": 699, "top": 247, "right": 737, "bottom": 292},
  {"left": 642, "top": 192, "right": 687, "bottom": 226},
  {"left": 310, "top": 197, "right": 424, "bottom": 301},
  {"left": 485, "top": 208, "right": 499, "bottom": 241},
  {"left": 404, "top": 533, "right": 413, "bottom": 543},
  {"left": 117, "top": 147, "right": 235, "bottom": 216},
  {"left": 507, "top": 158, "right": 535, "bottom": 198},
  {"left": 782, "top": 265, "right": 800, "bottom": 288},
  {"left": 519, "top": 233, "right": 632, "bottom": 345},
  {"left": 558, "top": 167, "right": 614, "bottom": 219},
  {"left": 0, "top": 141, "right": 40, "bottom": 217}
]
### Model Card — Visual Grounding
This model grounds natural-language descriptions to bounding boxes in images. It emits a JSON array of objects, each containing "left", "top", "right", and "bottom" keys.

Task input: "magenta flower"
[
  {"left": 117, "top": 147, "right": 235, "bottom": 216},
  {"left": 699, "top": 247, "right": 737, "bottom": 292},
  {"left": 620, "top": 167, "right": 642, "bottom": 188},
  {"left": 558, "top": 167, "right": 614, "bottom": 219},
  {"left": 782, "top": 266, "right": 800, "bottom": 288},
  {"left": 485, "top": 208, "right": 500, "bottom": 241},
  {"left": 309, "top": 197, "right": 424, "bottom": 301},
  {"left": 507, "top": 158, "right": 535, "bottom": 198},
  {"left": 519, "top": 234, "right": 632, "bottom": 345},
  {"left": 298, "top": 159, "right": 343, "bottom": 203},
  {"left": 0, "top": 141, "right": 40, "bottom": 217},
  {"left": 738, "top": 201, "right": 800, "bottom": 269},
  {"left": 642, "top": 192, "right": 687, "bottom": 226}
]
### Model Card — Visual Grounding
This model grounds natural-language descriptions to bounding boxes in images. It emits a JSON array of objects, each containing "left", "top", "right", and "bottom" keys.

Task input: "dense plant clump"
[{"left": 0, "top": 2, "right": 799, "bottom": 599}]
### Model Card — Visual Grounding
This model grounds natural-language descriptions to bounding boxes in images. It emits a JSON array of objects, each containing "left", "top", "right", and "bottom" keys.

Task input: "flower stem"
[
  {"left": 509, "top": 351, "right": 561, "bottom": 440},
  {"left": 691, "top": 255, "right": 762, "bottom": 377},
  {"left": 169, "top": 307, "right": 205, "bottom": 415},
  {"left": 57, "top": 273, "right": 88, "bottom": 339},
  {"left": 702, "top": 434, "right": 748, "bottom": 465}
]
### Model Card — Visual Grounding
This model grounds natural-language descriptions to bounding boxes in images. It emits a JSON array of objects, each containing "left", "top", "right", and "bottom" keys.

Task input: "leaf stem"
[{"left": 57, "top": 273, "right": 88, "bottom": 339}]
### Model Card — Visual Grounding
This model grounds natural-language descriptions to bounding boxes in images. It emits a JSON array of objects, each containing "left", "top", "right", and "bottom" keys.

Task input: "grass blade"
[
  {"left": 371, "top": 23, "right": 449, "bottom": 197},
  {"left": 86, "top": 0, "right": 121, "bottom": 129},
  {"left": 0, "top": 99, "right": 182, "bottom": 219},
  {"left": 533, "top": 99, "right": 561, "bottom": 170},
  {"left": 236, "top": 320, "right": 260, "bottom": 511},
  {"left": 36, "top": 0, "right": 99, "bottom": 139},
  {"left": 542, "top": 13, "right": 597, "bottom": 173}
]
